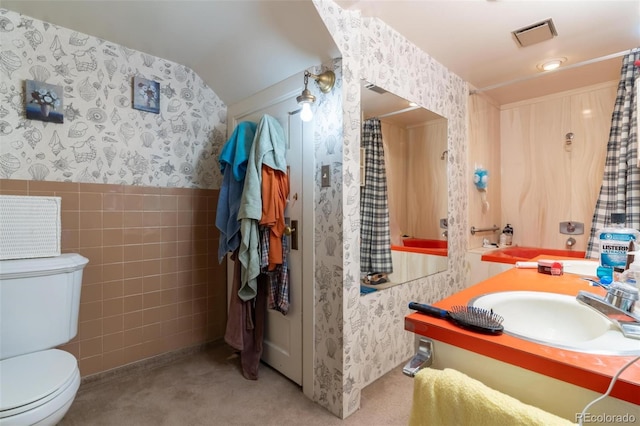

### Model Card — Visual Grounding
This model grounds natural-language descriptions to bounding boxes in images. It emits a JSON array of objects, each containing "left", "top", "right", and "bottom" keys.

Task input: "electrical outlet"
[{"left": 321, "top": 165, "right": 331, "bottom": 188}]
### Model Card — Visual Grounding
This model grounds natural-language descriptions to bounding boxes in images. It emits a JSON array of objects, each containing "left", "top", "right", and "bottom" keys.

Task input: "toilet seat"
[{"left": 0, "top": 349, "right": 80, "bottom": 424}]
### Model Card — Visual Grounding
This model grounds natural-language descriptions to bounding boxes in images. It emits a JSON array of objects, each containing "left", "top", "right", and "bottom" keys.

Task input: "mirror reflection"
[{"left": 360, "top": 80, "right": 448, "bottom": 291}]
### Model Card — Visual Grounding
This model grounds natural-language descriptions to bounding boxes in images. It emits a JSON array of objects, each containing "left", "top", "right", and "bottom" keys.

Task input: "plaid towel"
[{"left": 259, "top": 227, "right": 289, "bottom": 314}]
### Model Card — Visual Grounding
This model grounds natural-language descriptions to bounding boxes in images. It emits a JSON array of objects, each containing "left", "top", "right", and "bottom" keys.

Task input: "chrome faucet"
[
  {"left": 576, "top": 291, "right": 640, "bottom": 324},
  {"left": 576, "top": 289, "right": 640, "bottom": 339}
]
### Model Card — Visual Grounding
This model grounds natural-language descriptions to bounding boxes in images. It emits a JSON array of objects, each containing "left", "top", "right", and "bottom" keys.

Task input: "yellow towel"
[{"left": 409, "top": 368, "right": 575, "bottom": 426}]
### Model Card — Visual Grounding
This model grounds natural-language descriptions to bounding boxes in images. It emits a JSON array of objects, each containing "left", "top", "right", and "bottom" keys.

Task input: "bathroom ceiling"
[
  {"left": 2, "top": 1, "right": 638, "bottom": 107},
  {"left": 339, "top": 0, "right": 639, "bottom": 105}
]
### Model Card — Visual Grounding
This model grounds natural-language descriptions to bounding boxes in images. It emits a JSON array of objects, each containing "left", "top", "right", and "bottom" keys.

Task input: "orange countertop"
[
  {"left": 480, "top": 246, "right": 586, "bottom": 264},
  {"left": 405, "top": 263, "right": 640, "bottom": 405}
]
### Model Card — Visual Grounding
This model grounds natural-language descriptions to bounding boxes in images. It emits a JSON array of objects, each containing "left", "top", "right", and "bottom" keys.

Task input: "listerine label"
[{"left": 599, "top": 232, "right": 636, "bottom": 269}]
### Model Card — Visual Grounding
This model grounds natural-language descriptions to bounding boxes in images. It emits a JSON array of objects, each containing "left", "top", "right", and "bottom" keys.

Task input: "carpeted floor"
[{"left": 60, "top": 341, "right": 413, "bottom": 426}]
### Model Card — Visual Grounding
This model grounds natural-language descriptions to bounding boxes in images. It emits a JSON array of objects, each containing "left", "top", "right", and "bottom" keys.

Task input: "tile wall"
[{"left": 0, "top": 179, "right": 226, "bottom": 377}]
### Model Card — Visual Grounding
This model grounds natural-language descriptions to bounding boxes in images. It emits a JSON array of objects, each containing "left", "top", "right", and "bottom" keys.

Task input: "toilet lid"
[{"left": 0, "top": 349, "right": 77, "bottom": 413}]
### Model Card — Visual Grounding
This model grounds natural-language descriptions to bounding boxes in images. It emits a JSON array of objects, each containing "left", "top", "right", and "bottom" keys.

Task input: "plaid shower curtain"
[
  {"left": 586, "top": 48, "right": 640, "bottom": 258},
  {"left": 360, "top": 118, "right": 393, "bottom": 274}
]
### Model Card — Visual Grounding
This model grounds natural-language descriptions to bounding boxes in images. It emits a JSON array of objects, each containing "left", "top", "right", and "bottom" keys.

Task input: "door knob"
[{"left": 284, "top": 225, "right": 296, "bottom": 236}]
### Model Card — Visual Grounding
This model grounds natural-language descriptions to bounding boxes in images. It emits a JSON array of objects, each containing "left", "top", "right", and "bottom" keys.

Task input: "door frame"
[{"left": 226, "top": 72, "right": 315, "bottom": 398}]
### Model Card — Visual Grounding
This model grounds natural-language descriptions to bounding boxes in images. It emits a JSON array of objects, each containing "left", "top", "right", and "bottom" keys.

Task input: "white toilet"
[{"left": 0, "top": 253, "right": 88, "bottom": 426}]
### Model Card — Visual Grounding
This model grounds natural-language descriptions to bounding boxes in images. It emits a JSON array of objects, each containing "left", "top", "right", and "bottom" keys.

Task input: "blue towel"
[
  {"left": 219, "top": 121, "right": 257, "bottom": 181},
  {"left": 215, "top": 122, "right": 257, "bottom": 262},
  {"left": 237, "top": 115, "right": 287, "bottom": 301}
]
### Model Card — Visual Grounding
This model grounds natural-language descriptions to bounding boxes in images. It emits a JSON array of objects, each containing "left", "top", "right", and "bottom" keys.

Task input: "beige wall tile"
[
  {"left": 124, "top": 278, "right": 143, "bottom": 296},
  {"left": 79, "top": 229, "right": 103, "bottom": 248},
  {"left": 103, "top": 211, "right": 124, "bottom": 229},
  {"left": 79, "top": 192, "right": 103, "bottom": 210},
  {"left": 102, "top": 349, "right": 125, "bottom": 371},
  {"left": 124, "top": 194, "right": 144, "bottom": 211},
  {"left": 103, "top": 228, "right": 124, "bottom": 246},
  {"left": 58, "top": 192, "right": 80, "bottom": 211},
  {"left": 143, "top": 211, "right": 162, "bottom": 227},
  {"left": 103, "top": 332, "right": 124, "bottom": 352},
  {"left": 103, "top": 280, "right": 124, "bottom": 299},
  {"left": 123, "top": 244, "right": 143, "bottom": 262},
  {"left": 103, "top": 263, "right": 124, "bottom": 282},
  {"left": 80, "top": 337, "right": 103, "bottom": 358},
  {"left": 103, "top": 315, "right": 124, "bottom": 335},
  {"left": 0, "top": 180, "right": 224, "bottom": 379},
  {"left": 80, "top": 283, "right": 103, "bottom": 304},
  {"left": 123, "top": 311, "right": 143, "bottom": 331},
  {"left": 143, "top": 291, "right": 163, "bottom": 309},
  {"left": 61, "top": 210, "right": 80, "bottom": 230},
  {"left": 103, "top": 298, "right": 123, "bottom": 317},
  {"left": 103, "top": 193, "right": 124, "bottom": 211},
  {"left": 123, "top": 211, "right": 143, "bottom": 228},
  {"left": 78, "top": 355, "right": 103, "bottom": 376},
  {"left": 78, "top": 319, "right": 102, "bottom": 340},
  {"left": 143, "top": 227, "right": 162, "bottom": 244},
  {"left": 103, "top": 246, "right": 124, "bottom": 264}
]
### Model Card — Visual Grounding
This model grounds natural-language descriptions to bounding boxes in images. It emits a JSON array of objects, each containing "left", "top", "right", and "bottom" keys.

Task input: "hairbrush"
[{"left": 408, "top": 302, "right": 504, "bottom": 335}]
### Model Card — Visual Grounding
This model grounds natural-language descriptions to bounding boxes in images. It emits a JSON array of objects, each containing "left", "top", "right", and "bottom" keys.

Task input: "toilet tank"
[{"left": 0, "top": 253, "right": 89, "bottom": 360}]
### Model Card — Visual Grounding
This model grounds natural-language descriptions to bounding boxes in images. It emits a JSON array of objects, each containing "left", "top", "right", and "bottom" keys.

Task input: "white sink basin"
[{"left": 471, "top": 291, "right": 640, "bottom": 355}]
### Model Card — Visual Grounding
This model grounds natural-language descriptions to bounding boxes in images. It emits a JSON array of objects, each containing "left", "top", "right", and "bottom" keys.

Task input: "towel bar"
[
  {"left": 470, "top": 225, "right": 500, "bottom": 235},
  {"left": 403, "top": 337, "right": 433, "bottom": 377}
]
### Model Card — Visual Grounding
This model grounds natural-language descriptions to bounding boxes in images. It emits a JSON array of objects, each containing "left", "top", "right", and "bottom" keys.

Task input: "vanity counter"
[{"left": 405, "top": 263, "right": 640, "bottom": 405}]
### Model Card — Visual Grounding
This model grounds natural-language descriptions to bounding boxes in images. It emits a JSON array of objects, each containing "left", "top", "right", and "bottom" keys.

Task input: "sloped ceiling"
[
  {"left": 2, "top": 0, "right": 340, "bottom": 106},
  {"left": 2, "top": 1, "right": 639, "bottom": 108}
]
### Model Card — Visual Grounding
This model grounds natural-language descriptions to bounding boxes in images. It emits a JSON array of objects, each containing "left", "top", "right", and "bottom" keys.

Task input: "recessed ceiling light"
[{"left": 537, "top": 57, "right": 567, "bottom": 72}]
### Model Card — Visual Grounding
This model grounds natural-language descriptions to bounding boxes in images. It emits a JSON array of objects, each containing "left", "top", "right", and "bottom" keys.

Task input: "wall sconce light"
[{"left": 297, "top": 70, "right": 336, "bottom": 122}]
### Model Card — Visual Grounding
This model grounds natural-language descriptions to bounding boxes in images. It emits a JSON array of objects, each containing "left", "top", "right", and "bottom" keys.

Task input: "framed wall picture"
[
  {"left": 133, "top": 76, "right": 160, "bottom": 114},
  {"left": 25, "top": 80, "right": 64, "bottom": 123}
]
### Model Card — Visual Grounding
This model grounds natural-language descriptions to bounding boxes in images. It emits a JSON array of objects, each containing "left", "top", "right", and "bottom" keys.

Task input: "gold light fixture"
[{"left": 297, "top": 70, "right": 336, "bottom": 122}]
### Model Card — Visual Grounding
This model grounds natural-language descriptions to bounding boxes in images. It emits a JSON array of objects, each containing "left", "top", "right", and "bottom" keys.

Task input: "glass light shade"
[
  {"left": 542, "top": 60, "right": 561, "bottom": 71},
  {"left": 300, "top": 102, "right": 313, "bottom": 122}
]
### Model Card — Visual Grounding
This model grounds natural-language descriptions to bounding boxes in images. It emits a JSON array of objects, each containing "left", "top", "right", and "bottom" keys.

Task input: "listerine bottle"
[{"left": 597, "top": 213, "right": 640, "bottom": 273}]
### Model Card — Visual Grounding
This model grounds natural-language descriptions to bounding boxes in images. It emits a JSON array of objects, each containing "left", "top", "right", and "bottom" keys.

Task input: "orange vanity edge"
[{"left": 404, "top": 259, "right": 640, "bottom": 405}]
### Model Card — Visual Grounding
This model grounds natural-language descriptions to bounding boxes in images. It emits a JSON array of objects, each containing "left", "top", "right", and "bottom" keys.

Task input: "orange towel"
[{"left": 260, "top": 165, "right": 289, "bottom": 270}]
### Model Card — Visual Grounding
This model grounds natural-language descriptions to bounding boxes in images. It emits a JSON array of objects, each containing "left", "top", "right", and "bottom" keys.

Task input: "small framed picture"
[
  {"left": 25, "top": 80, "right": 64, "bottom": 123},
  {"left": 133, "top": 76, "right": 160, "bottom": 114}
]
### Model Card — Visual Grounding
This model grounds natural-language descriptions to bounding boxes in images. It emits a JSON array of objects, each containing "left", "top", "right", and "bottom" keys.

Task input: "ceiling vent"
[
  {"left": 364, "top": 82, "right": 387, "bottom": 94},
  {"left": 512, "top": 18, "right": 557, "bottom": 47}
]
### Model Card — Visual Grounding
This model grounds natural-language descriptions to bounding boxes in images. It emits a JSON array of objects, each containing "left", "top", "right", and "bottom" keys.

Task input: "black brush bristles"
[{"left": 448, "top": 305, "right": 504, "bottom": 335}]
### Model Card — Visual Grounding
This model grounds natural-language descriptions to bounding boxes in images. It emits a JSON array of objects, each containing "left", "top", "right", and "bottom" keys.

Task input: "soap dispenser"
[{"left": 501, "top": 224, "right": 513, "bottom": 246}]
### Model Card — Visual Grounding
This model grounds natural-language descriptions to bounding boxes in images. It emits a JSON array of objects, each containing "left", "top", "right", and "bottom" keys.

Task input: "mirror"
[{"left": 360, "top": 80, "right": 448, "bottom": 289}]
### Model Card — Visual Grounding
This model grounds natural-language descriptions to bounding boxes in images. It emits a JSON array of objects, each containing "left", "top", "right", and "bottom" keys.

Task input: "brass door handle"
[{"left": 284, "top": 225, "right": 296, "bottom": 236}]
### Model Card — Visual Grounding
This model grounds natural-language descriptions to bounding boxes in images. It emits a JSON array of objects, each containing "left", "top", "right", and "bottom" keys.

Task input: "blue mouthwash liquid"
[{"left": 598, "top": 213, "right": 640, "bottom": 271}]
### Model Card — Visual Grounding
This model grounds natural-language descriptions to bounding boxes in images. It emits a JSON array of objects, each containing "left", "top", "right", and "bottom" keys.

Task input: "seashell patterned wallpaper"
[
  {"left": 314, "top": 0, "right": 468, "bottom": 418},
  {"left": 0, "top": 8, "right": 226, "bottom": 189}
]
